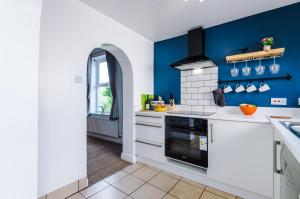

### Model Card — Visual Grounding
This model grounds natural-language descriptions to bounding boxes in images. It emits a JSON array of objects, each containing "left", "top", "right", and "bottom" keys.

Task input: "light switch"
[{"left": 271, "top": 98, "right": 287, "bottom": 106}]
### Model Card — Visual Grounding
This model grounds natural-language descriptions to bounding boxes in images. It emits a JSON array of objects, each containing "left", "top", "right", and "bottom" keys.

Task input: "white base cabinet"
[{"left": 207, "top": 120, "right": 274, "bottom": 198}]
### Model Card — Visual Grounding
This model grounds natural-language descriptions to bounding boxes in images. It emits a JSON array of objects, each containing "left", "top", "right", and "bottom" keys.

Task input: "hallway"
[{"left": 87, "top": 136, "right": 130, "bottom": 185}]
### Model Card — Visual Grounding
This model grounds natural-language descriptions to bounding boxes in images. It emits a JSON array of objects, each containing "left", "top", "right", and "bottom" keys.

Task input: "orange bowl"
[{"left": 240, "top": 104, "right": 257, "bottom": 115}]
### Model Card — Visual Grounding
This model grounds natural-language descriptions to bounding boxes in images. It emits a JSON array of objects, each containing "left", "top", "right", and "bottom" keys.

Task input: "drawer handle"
[
  {"left": 135, "top": 122, "right": 163, "bottom": 128},
  {"left": 274, "top": 141, "right": 283, "bottom": 174},
  {"left": 136, "top": 114, "right": 162, "bottom": 119},
  {"left": 135, "top": 139, "right": 163, "bottom": 147}
]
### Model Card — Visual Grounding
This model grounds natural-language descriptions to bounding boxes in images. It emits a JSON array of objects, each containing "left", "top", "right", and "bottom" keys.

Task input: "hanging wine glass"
[
  {"left": 255, "top": 59, "right": 265, "bottom": 76},
  {"left": 242, "top": 61, "right": 251, "bottom": 76},
  {"left": 270, "top": 57, "right": 280, "bottom": 74},
  {"left": 230, "top": 62, "right": 239, "bottom": 77}
]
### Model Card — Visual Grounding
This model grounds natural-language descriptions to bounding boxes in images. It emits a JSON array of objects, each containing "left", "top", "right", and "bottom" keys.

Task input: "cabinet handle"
[
  {"left": 210, "top": 123, "right": 213, "bottom": 143},
  {"left": 135, "top": 139, "right": 163, "bottom": 147},
  {"left": 274, "top": 141, "right": 283, "bottom": 174},
  {"left": 135, "top": 122, "right": 162, "bottom": 128},
  {"left": 136, "top": 114, "right": 162, "bottom": 118}
]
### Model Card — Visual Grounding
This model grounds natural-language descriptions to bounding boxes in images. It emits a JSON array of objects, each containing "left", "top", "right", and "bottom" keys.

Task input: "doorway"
[{"left": 86, "top": 47, "right": 130, "bottom": 185}]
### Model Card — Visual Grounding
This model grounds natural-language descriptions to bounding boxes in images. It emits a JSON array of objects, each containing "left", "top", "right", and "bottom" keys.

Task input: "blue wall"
[{"left": 154, "top": 3, "right": 300, "bottom": 107}]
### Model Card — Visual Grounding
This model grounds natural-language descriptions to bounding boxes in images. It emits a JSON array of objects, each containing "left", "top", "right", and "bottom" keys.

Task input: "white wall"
[
  {"left": 38, "top": 0, "right": 153, "bottom": 196},
  {"left": 0, "top": 1, "right": 42, "bottom": 199}
]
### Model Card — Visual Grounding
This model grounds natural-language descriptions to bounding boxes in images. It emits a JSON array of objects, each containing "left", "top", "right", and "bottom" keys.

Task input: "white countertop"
[
  {"left": 269, "top": 116, "right": 300, "bottom": 164},
  {"left": 135, "top": 106, "right": 300, "bottom": 163}
]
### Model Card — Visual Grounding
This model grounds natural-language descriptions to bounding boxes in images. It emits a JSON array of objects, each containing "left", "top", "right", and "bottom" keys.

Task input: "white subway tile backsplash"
[
  {"left": 198, "top": 74, "right": 210, "bottom": 81},
  {"left": 192, "top": 94, "right": 198, "bottom": 100},
  {"left": 204, "top": 80, "right": 218, "bottom": 87},
  {"left": 192, "top": 81, "right": 204, "bottom": 87},
  {"left": 198, "top": 100, "right": 211, "bottom": 106},
  {"left": 186, "top": 100, "right": 198, "bottom": 105},
  {"left": 180, "top": 67, "right": 218, "bottom": 111},
  {"left": 182, "top": 93, "right": 191, "bottom": 100},
  {"left": 181, "top": 82, "right": 191, "bottom": 88},
  {"left": 187, "top": 87, "right": 198, "bottom": 93},
  {"left": 197, "top": 94, "right": 204, "bottom": 99},
  {"left": 210, "top": 73, "right": 218, "bottom": 80},
  {"left": 209, "top": 67, "right": 218, "bottom": 74},
  {"left": 187, "top": 75, "right": 198, "bottom": 82},
  {"left": 198, "top": 87, "right": 211, "bottom": 93},
  {"left": 204, "top": 93, "right": 214, "bottom": 100},
  {"left": 182, "top": 70, "right": 192, "bottom": 76}
]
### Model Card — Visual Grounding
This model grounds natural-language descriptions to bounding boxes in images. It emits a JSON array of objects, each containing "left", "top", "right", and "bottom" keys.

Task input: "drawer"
[
  {"left": 135, "top": 139, "right": 165, "bottom": 163},
  {"left": 135, "top": 122, "right": 164, "bottom": 143},
  {"left": 135, "top": 114, "right": 164, "bottom": 124}
]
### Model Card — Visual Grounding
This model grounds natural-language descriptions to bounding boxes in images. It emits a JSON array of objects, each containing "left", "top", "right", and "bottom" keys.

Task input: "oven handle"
[
  {"left": 135, "top": 139, "right": 163, "bottom": 148},
  {"left": 166, "top": 124, "right": 199, "bottom": 131}
]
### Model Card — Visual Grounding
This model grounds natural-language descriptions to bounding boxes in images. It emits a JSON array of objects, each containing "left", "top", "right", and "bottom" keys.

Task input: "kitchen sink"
[{"left": 280, "top": 121, "right": 300, "bottom": 138}]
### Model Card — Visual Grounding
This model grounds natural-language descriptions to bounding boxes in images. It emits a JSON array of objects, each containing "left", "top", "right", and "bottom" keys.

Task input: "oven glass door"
[{"left": 165, "top": 125, "right": 208, "bottom": 168}]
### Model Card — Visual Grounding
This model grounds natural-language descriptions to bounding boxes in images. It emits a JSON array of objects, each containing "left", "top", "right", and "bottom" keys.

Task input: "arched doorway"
[{"left": 86, "top": 44, "right": 134, "bottom": 185}]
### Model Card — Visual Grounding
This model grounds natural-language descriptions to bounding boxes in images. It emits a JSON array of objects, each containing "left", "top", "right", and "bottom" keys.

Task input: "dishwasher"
[{"left": 280, "top": 143, "right": 300, "bottom": 199}]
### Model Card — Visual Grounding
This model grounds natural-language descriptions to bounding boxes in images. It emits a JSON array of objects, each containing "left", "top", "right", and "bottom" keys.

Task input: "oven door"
[{"left": 165, "top": 125, "right": 208, "bottom": 168}]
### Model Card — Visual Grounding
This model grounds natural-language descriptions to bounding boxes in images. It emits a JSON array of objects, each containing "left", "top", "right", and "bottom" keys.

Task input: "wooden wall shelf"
[{"left": 226, "top": 48, "right": 285, "bottom": 63}]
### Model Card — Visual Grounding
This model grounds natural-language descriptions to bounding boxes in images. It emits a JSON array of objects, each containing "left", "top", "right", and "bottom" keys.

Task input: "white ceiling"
[{"left": 80, "top": 0, "right": 300, "bottom": 42}]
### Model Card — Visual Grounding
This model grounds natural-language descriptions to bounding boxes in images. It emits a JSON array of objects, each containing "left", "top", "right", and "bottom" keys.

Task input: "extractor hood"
[{"left": 170, "top": 27, "right": 217, "bottom": 70}]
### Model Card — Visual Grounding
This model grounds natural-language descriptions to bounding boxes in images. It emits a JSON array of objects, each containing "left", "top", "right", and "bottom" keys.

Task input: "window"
[{"left": 92, "top": 54, "right": 112, "bottom": 115}]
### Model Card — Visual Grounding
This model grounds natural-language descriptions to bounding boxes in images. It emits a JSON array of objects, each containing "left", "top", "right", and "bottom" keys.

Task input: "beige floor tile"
[
  {"left": 236, "top": 197, "right": 243, "bottom": 199},
  {"left": 162, "top": 170, "right": 182, "bottom": 180},
  {"left": 169, "top": 181, "right": 204, "bottom": 199},
  {"left": 80, "top": 180, "right": 109, "bottom": 198},
  {"left": 89, "top": 186, "right": 127, "bottom": 199},
  {"left": 130, "top": 183, "right": 166, "bottom": 199},
  {"left": 123, "top": 163, "right": 144, "bottom": 174},
  {"left": 125, "top": 196, "right": 133, "bottom": 199},
  {"left": 131, "top": 166, "right": 159, "bottom": 181},
  {"left": 181, "top": 178, "right": 206, "bottom": 189},
  {"left": 200, "top": 191, "right": 225, "bottom": 199},
  {"left": 112, "top": 175, "right": 145, "bottom": 194},
  {"left": 66, "top": 193, "right": 85, "bottom": 199},
  {"left": 38, "top": 196, "right": 46, "bottom": 199},
  {"left": 205, "top": 187, "right": 236, "bottom": 199},
  {"left": 149, "top": 173, "right": 179, "bottom": 192},
  {"left": 163, "top": 194, "right": 178, "bottom": 199},
  {"left": 104, "top": 171, "right": 128, "bottom": 184},
  {"left": 144, "top": 164, "right": 162, "bottom": 172}
]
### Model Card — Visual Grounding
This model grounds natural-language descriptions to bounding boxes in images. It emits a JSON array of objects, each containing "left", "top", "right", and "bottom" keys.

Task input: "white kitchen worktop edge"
[{"left": 268, "top": 116, "right": 300, "bottom": 164}]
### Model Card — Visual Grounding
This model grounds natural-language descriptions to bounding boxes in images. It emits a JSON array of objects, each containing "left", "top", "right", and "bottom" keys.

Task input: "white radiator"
[{"left": 87, "top": 117, "right": 119, "bottom": 138}]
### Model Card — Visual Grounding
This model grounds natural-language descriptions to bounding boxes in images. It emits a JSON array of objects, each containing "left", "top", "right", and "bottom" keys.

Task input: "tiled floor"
[{"left": 67, "top": 162, "right": 243, "bottom": 199}]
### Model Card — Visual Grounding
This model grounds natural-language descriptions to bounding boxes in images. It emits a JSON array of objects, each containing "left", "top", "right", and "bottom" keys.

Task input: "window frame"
[{"left": 95, "top": 58, "right": 111, "bottom": 115}]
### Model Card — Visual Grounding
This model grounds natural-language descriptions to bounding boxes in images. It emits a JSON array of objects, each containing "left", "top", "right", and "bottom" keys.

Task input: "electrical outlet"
[
  {"left": 271, "top": 98, "right": 287, "bottom": 106},
  {"left": 298, "top": 98, "right": 300, "bottom": 106}
]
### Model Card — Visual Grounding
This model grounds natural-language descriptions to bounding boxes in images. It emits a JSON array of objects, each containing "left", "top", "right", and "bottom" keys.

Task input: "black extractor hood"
[{"left": 170, "top": 27, "right": 217, "bottom": 70}]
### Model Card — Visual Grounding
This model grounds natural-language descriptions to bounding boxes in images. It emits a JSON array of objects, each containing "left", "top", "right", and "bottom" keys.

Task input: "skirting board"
[
  {"left": 121, "top": 152, "right": 136, "bottom": 163},
  {"left": 137, "top": 156, "right": 271, "bottom": 199},
  {"left": 38, "top": 177, "right": 88, "bottom": 199}
]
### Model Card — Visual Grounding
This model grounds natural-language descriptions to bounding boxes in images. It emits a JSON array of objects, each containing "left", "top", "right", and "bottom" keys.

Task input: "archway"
[{"left": 86, "top": 44, "right": 135, "bottom": 185}]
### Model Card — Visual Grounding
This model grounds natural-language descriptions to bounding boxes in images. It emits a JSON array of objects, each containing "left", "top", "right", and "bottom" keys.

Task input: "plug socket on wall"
[{"left": 271, "top": 98, "right": 287, "bottom": 106}]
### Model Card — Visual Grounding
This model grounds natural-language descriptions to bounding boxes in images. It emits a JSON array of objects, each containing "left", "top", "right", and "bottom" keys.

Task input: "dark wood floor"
[{"left": 87, "top": 136, "right": 130, "bottom": 185}]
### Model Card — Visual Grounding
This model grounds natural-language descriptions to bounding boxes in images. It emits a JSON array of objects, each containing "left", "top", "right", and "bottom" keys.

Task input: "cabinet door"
[{"left": 207, "top": 120, "right": 273, "bottom": 198}]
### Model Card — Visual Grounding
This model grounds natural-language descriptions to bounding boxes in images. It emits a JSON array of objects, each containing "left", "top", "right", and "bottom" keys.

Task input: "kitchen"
[
  {"left": 134, "top": 3, "right": 300, "bottom": 199},
  {"left": 3, "top": 1, "right": 300, "bottom": 199}
]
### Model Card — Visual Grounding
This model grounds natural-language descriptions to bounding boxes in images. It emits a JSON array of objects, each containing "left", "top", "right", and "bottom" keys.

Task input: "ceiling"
[{"left": 80, "top": 0, "right": 300, "bottom": 42}]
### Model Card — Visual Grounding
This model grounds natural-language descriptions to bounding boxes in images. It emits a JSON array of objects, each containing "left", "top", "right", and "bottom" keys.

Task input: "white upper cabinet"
[{"left": 207, "top": 119, "right": 274, "bottom": 198}]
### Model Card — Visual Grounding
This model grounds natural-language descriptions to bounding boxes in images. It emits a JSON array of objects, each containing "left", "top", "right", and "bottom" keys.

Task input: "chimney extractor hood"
[{"left": 170, "top": 27, "right": 217, "bottom": 70}]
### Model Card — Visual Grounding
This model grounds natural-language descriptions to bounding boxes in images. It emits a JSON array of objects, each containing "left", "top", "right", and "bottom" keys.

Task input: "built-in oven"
[{"left": 165, "top": 116, "right": 208, "bottom": 168}]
